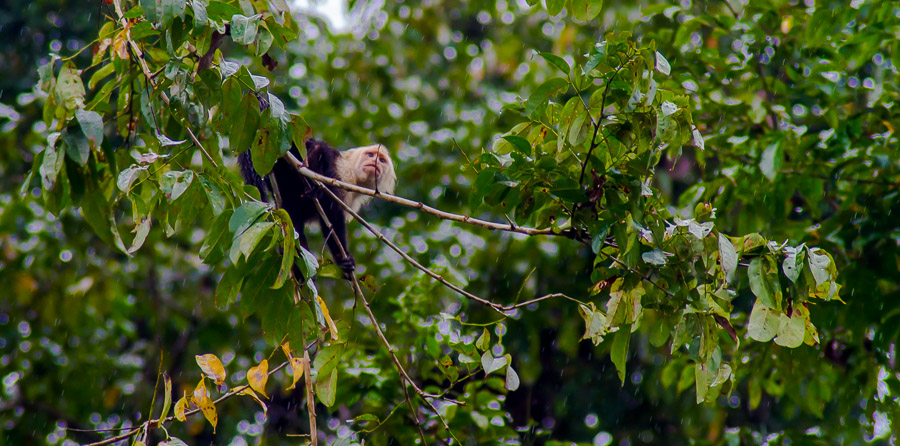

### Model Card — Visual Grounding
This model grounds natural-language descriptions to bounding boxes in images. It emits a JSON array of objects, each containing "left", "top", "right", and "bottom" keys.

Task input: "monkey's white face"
[
  {"left": 357, "top": 147, "right": 391, "bottom": 178},
  {"left": 337, "top": 144, "right": 397, "bottom": 200}
]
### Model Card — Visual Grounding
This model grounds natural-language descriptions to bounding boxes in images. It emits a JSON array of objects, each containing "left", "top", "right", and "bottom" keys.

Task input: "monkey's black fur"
[{"left": 238, "top": 139, "right": 355, "bottom": 277}]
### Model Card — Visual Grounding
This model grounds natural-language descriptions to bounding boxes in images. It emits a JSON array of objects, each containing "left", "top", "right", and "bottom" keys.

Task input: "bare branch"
[
  {"left": 304, "top": 185, "right": 460, "bottom": 441},
  {"left": 280, "top": 154, "right": 581, "bottom": 240},
  {"left": 285, "top": 153, "right": 579, "bottom": 315},
  {"left": 83, "top": 361, "right": 292, "bottom": 446}
]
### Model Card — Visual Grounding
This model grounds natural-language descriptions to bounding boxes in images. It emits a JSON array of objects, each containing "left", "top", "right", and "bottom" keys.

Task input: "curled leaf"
[
  {"left": 248, "top": 359, "right": 269, "bottom": 398},
  {"left": 195, "top": 354, "right": 227, "bottom": 386}
]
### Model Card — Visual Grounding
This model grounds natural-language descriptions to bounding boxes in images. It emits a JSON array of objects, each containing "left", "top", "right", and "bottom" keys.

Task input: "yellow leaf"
[
  {"left": 191, "top": 379, "right": 217, "bottom": 433},
  {"left": 286, "top": 357, "right": 305, "bottom": 391},
  {"left": 281, "top": 342, "right": 293, "bottom": 360},
  {"left": 195, "top": 354, "right": 227, "bottom": 386},
  {"left": 317, "top": 295, "right": 339, "bottom": 341},
  {"left": 237, "top": 387, "right": 268, "bottom": 415},
  {"left": 112, "top": 31, "right": 129, "bottom": 60},
  {"left": 248, "top": 359, "right": 269, "bottom": 399},
  {"left": 174, "top": 392, "right": 188, "bottom": 422}
]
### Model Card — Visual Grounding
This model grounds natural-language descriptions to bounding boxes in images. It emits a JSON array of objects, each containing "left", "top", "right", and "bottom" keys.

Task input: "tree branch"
[
  {"left": 111, "top": 0, "right": 219, "bottom": 169},
  {"left": 284, "top": 153, "right": 578, "bottom": 314},
  {"left": 281, "top": 154, "right": 581, "bottom": 240},
  {"left": 83, "top": 361, "right": 292, "bottom": 446},
  {"left": 304, "top": 185, "right": 458, "bottom": 442}
]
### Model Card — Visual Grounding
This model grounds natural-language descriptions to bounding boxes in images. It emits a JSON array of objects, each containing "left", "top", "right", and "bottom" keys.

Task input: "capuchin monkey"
[{"left": 238, "top": 140, "right": 396, "bottom": 278}]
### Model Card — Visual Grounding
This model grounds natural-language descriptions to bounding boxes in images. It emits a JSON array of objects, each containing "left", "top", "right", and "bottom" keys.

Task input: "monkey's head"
[{"left": 342, "top": 144, "right": 397, "bottom": 195}]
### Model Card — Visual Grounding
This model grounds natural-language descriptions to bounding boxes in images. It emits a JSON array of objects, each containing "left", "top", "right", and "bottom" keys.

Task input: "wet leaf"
[
  {"left": 191, "top": 378, "right": 217, "bottom": 432},
  {"left": 248, "top": 359, "right": 269, "bottom": 398},
  {"left": 195, "top": 354, "right": 227, "bottom": 386},
  {"left": 505, "top": 362, "right": 520, "bottom": 391},
  {"left": 481, "top": 351, "right": 508, "bottom": 375},
  {"left": 611, "top": 325, "right": 630, "bottom": 385},
  {"left": 748, "top": 300, "right": 778, "bottom": 342},
  {"left": 718, "top": 233, "right": 737, "bottom": 279},
  {"left": 316, "top": 295, "right": 339, "bottom": 341},
  {"left": 174, "top": 392, "right": 188, "bottom": 421},
  {"left": 286, "top": 357, "right": 305, "bottom": 391}
]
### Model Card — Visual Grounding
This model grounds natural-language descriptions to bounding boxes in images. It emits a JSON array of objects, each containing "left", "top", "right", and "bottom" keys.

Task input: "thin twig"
[
  {"left": 281, "top": 154, "right": 580, "bottom": 240},
  {"left": 579, "top": 51, "right": 632, "bottom": 187},
  {"left": 285, "top": 153, "right": 576, "bottom": 314},
  {"left": 305, "top": 191, "right": 460, "bottom": 441},
  {"left": 111, "top": 0, "right": 219, "bottom": 169},
  {"left": 84, "top": 361, "right": 292, "bottom": 446}
]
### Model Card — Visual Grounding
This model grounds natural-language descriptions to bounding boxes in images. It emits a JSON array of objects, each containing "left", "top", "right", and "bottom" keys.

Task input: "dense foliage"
[{"left": 1, "top": 0, "right": 898, "bottom": 444}]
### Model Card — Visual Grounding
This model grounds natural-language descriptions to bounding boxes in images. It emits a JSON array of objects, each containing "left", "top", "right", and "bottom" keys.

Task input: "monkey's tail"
[{"left": 238, "top": 150, "right": 271, "bottom": 202}]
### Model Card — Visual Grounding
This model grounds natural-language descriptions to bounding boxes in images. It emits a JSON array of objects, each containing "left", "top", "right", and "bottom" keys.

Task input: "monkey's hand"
[{"left": 337, "top": 255, "right": 356, "bottom": 279}]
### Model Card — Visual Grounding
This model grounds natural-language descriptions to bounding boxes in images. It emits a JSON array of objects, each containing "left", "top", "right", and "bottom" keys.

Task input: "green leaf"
[
  {"left": 108, "top": 213, "right": 129, "bottom": 255},
  {"left": 807, "top": 248, "right": 831, "bottom": 286},
  {"left": 296, "top": 245, "right": 319, "bottom": 280},
  {"left": 316, "top": 369, "right": 338, "bottom": 407},
  {"left": 476, "top": 328, "right": 490, "bottom": 351},
  {"left": 747, "top": 257, "right": 777, "bottom": 309},
  {"left": 502, "top": 135, "right": 532, "bottom": 157},
  {"left": 216, "top": 265, "right": 243, "bottom": 309},
  {"left": 56, "top": 63, "right": 86, "bottom": 109},
  {"left": 273, "top": 210, "right": 295, "bottom": 288},
  {"left": 39, "top": 137, "right": 65, "bottom": 190},
  {"left": 229, "top": 201, "right": 269, "bottom": 236},
  {"left": 546, "top": 0, "right": 565, "bottom": 15},
  {"left": 655, "top": 51, "right": 671, "bottom": 76},
  {"left": 88, "top": 63, "right": 115, "bottom": 90},
  {"left": 525, "top": 77, "right": 568, "bottom": 119},
  {"left": 160, "top": 170, "right": 193, "bottom": 201},
  {"left": 760, "top": 141, "right": 782, "bottom": 181},
  {"left": 250, "top": 127, "right": 277, "bottom": 176},
  {"left": 156, "top": 133, "right": 186, "bottom": 147},
  {"left": 63, "top": 128, "right": 90, "bottom": 166},
  {"left": 718, "top": 233, "right": 737, "bottom": 280},
  {"left": 505, "top": 363, "right": 520, "bottom": 391},
  {"left": 161, "top": 0, "right": 186, "bottom": 28},
  {"left": 774, "top": 310, "right": 805, "bottom": 348},
  {"left": 80, "top": 187, "right": 111, "bottom": 244},
  {"left": 231, "top": 14, "right": 261, "bottom": 45},
  {"left": 571, "top": 0, "right": 603, "bottom": 22},
  {"left": 694, "top": 362, "right": 711, "bottom": 403},
  {"left": 641, "top": 249, "right": 668, "bottom": 266},
  {"left": 610, "top": 324, "right": 630, "bottom": 385},
  {"left": 198, "top": 175, "right": 226, "bottom": 216},
  {"left": 538, "top": 52, "right": 570, "bottom": 75},
  {"left": 255, "top": 27, "right": 274, "bottom": 56},
  {"left": 75, "top": 109, "right": 103, "bottom": 149},
  {"left": 141, "top": 0, "right": 161, "bottom": 22},
  {"left": 747, "top": 300, "right": 778, "bottom": 342},
  {"left": 231, "top": 221, "right": 273, "bottom": 263},
  {"left": 200, "top": 209, "right": 232, "bottom": 263},
  {"left": 231, "top": 94, "right": 261, "bottom": 153},
  {"left": 193, "top": 0, "right": 208, "bottom": 29},
  {"left": 782, "top": 246, "right": 804, "bottom": 283},
  {"left": 128, "top": 218, "right": 152, "bottom": 254},
  {"left": 481, "top": 351, "right": 508, "bottom": 375}
]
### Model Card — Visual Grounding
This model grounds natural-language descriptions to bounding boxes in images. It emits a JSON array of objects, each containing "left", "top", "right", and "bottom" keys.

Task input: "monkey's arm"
[{"left": 318, "top": 195, "right": 355, "bottom": 277}]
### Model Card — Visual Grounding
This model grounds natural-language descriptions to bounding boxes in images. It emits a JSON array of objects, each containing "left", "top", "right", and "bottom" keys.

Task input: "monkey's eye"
[
  {"left": 366, "top": 152, "right": 375, "bottom": 158},
  {"left": 379, "top": 157, "right": 386, "bottom": 163}
]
